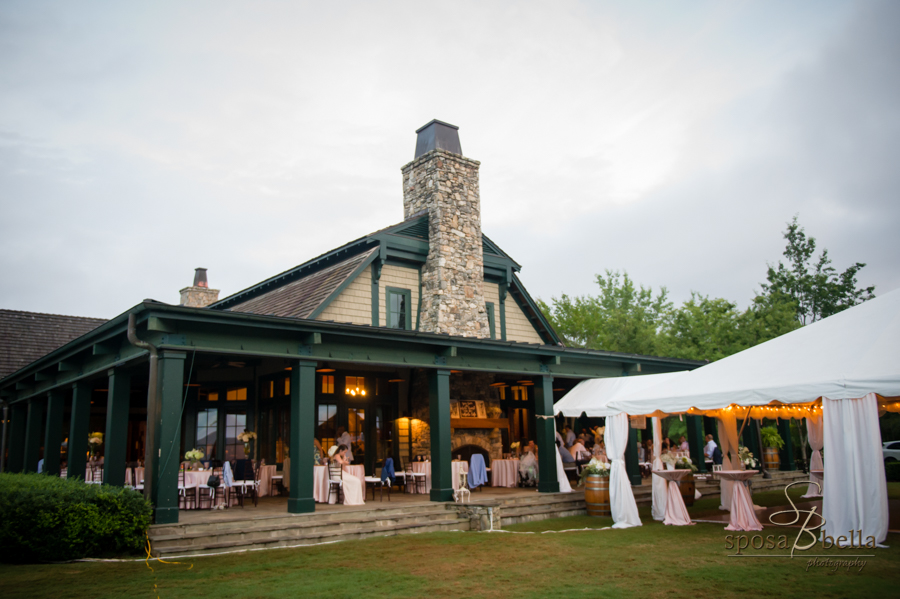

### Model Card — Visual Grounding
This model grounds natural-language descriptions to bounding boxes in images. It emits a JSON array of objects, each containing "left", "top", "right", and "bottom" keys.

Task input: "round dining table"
[
  {"left": 410, "top": 461, "right": 469, "bottom": 493},
  {"left": 490, "top": 459, "right": 519, "bottom": 488},
  {"left": 717, "top": 470, "right": 762, "bottom": 531},
  {"left": 313, "top": 464, "right": 366, "bottom": 504},
  {"left": 652, "top": 469, "right": 694, "bottom": 526}
]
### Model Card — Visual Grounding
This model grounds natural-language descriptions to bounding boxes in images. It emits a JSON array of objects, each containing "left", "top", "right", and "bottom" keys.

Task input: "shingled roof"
[
  {"left": 0, "top": 310, "right": 107, "bottom": 378},
  {"left": 226, "top": 248, "right": 377, "bottom": 318}
]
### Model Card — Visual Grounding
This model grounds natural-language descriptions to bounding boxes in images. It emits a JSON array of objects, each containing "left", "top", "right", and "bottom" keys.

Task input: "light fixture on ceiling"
[
  {"left": 316, "top": 368, "right": 336, "bottom": 373},
  {"left": 345, "top": 384, "right": 366, "bottom": 397},
  {"left": 489, "top": 382, "right": 508, "bottom": 387},
  {"left": 388, "top": 379, "right": 404, "bottom": 383}
]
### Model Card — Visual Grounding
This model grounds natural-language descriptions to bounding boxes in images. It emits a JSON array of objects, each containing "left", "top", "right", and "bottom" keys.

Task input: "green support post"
[
  {"left": 778, "top": 418, "right": 796, "bottom": 471},
  {"left": 288, "top": 360, "right": 316, "bottom": 514},
  {"left": 625, "top": 425, "right": 641, "bottom": 486},
  {"left": 686, "top": 415, "right": 707, "bottom": 473},
  {"left": 153, "top": 351, "right": 185, "bottom": 524},
  {"left": 7, "top": 402, "right": 27, "bottom": 473},
  {"left": 43, "top": 391, "right": 65, "bottom": 476},
  {"left": 428, "top": 369, "right": 454, "bottom": 501},
  {"left": 535, "top": 374, "right": 560, "bottom": 493},
  {"left": 104, "top": 369, "right": 131, "bottom": 486},
  {"left": 68, "top": 383, "right": 92, "bottom": 480},
  {"left": 23, "top": 398, "right": 44, "bottom": 473}
]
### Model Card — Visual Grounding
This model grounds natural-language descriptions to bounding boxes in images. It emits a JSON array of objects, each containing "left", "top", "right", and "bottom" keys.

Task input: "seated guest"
[
  {"left": 557, "top": 440, "right": 575, "bottom": 464},
  {"left": 564, "top": 426, "right": 576, "bottom": 448},
  {"left": 581, "top": 428, "right": 594, "bottom": 447},
  {"left": 661, "top": 437, "right": 673, "bottom": 452},
  {"left": 569, "top": 436, "right": 588, "bottom": 460},
  {"left": 679, "top": 435, "right": 689, "bottom": 452},
  {"left": 704, "top": 434, "right": 717, "bottom": 460},
  {"left": 518, "top": 440, "right": 538, "bottom": 485},
  {"left": 637, "top": 443, "right": 647, "bottom": 463},
  {"left": 592, "top": 441, "right": 608, "bottom": 462}
]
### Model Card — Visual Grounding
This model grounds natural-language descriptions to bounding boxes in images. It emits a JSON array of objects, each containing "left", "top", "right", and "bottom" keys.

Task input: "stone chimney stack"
[
  {"left": 401, "top": 120, "right": 490, "bottom": 338},
  {"left": 179, "top": 268, "right": 220, "bottom": 307}
]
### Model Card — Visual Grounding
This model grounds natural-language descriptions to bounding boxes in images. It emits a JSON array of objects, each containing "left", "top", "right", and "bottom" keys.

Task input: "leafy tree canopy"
[{"left": 761, "top": 215, "right": 875, "bottom": 325}]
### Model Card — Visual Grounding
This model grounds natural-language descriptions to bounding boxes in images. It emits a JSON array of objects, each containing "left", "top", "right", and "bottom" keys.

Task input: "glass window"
[
  {"left": 386, "top": 288, "right": 411, "bottom": 330},
  {"left": 348, "top": 408, "right": 365, "bottom": 463},
  {"left": 284, "top": 378, "right": 290, "bottom": 396},
  {"left": 317, "top": 404, "right": 337, "bottom": 450},
  {"left": 196, "top": 408, "right": 218, "bottom": 460},
  {"left": 226, "top": 388, "right": 247, "bottom": 401},
  {"left": 200, "top": 389, "right": 218, "bottom": 402},
  {"left": 345, "top": 376, "right": 367, "bottom": 397},
  {"left": 486, "top": 302, "right": 496, "bottom": 339},
  {"left": 276, "top": 406, "right": 289, "bottom": 463},
  {"left": 224, "top": 412, "right": 247, "bottom": 461},
  {"left": 321, "top": 375, "right": 334, "bottom": 394}
]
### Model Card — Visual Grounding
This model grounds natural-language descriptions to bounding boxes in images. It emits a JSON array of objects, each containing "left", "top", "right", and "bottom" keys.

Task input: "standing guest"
[
  {"left": 518, "top": 440, "right": 539, "bottom": 485},
  {"left": 637, "top": 442, "right": 647, "bottom": 463},
  {"left": 704, "top": 434, "right": 718, "bottom": 461},
  {"left": 679, "top": 435, "right": 689, "bottom": 452},
  {"left": 555, "top": 428, "right": 565, "bottom": 448},
  {"left": 313, "top": 438, "right": 325, "bottom": 465}
]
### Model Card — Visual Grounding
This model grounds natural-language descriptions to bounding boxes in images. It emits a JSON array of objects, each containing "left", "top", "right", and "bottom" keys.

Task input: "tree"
[
  {"left": 537, "top": 270, "right": 671, "bottom": 355},
  {"left": 761, "top": 216, "right": 875, "bottom": 325}
]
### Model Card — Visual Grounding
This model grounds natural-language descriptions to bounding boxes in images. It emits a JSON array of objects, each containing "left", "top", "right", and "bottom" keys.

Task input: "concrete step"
[
  {"left": 153, "top": 517, "right": 472, "bottom": 557},
  {"left": 150, "top": 510, "right": 465, "bottom": 549}
]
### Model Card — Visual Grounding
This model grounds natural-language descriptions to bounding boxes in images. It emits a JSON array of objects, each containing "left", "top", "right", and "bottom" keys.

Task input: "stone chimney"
[
  {"left": 179, "top": 268, "right": 220, "bottom": 308},
  {"left": 401, "top": 120, "right": 490, "bottom": 338}
]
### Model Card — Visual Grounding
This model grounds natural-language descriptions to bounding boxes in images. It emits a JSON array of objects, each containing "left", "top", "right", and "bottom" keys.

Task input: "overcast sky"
[{"left": 1, "top": 0, "right": 897, "bottom": 319}]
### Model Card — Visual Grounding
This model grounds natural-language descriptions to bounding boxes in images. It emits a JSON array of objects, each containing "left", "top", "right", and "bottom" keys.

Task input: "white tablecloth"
[
  {"left": 491, "top": 459, "right": 519, "bottom": 487},
  {"left": 258, "top": 465, "right": 277, "bottom": 497}
]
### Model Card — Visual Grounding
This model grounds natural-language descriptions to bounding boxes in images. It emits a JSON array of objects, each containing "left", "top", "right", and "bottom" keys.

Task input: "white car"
[{"left": 883, "top": 441, "right": 900, "bottom": 463}]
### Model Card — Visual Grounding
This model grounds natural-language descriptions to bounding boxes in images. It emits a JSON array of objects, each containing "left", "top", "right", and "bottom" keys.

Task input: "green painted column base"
[
  {"left": 288, "top": 498, "right": 315, "bottom": 514},
  {"left": 430, "top": 488, "right": 454, "bottom": 502},
  {"left": 154, "top": 506, "right": 180, "bottom": 525},
  {"left": 539, "top": 480, "right": 560, "bottom": 493}
]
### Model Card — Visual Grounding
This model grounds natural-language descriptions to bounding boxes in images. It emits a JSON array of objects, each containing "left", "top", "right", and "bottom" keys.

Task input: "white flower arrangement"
[
  {"left": 738, "top": 446, "right": 758, "bottom": 469},
  {"left": 674, "top": 455, "right": 698, "bottom": 472},
  {"left": 237, "top": 430, "right": 257, "bottom": 443},
  {"left": 660, "top": 452, "right": 677, "bottom": 466},
  {"left": 578, "top": 457, "right": 611, "bottom": 485},
  {"left": 185, "top": 448, "right": 204, "bottom": 462},
  {"left": 510, "top": 442, "right": 520, "bottom": 450}
]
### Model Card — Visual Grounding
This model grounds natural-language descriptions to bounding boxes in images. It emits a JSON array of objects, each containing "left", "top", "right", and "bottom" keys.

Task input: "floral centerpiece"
[
  {"left": 674, "top": 455, "right": 698, "bottom": 473},
  {"left": 660, "top": 452, "right": 677, "bottom": 468},
  {"left": 238, "top": 430, "right": 257, "bottom": 456},
  {"left": 185, "top": 448, "right": 204, "bottom": 470},
  {"left": 578, "top": 457, "right": 611, "bottom": 486},
  {"left": 88, "top": 432, "right": 103, "bottom": 459},
  {"left": 738, "top": 446, "right": 758, "bottom": 469}
]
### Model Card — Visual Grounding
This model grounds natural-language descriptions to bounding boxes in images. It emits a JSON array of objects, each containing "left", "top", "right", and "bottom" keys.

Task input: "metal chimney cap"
[
  {"left": 414, "top": 119, "right": 463, "bottom": 159},
  {"left": 193, "top": 267, "right": 208, "bottom": 288}
]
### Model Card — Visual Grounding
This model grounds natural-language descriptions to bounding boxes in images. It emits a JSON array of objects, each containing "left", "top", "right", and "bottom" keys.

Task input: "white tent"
[
  {"left": 554, "top": 372, "right": 688, "bottom": 418},
  {"left": 606, "top": 288, "right": 900, "bottom": 545}
]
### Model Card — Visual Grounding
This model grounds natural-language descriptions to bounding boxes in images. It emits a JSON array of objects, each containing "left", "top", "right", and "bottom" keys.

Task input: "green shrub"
[
  {"left": 760, "top": 425, "right": 785, "bottom": 449},
  {"left": 0, "top": 472, "right": 152, "bottom": 563},
  {"left": 886, "top": 461, "right": 900, "bottom": 482}
]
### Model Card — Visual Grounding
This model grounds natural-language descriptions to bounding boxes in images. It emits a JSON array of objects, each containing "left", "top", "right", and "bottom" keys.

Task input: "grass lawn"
[{"left": 2, "top": 484, "right": 898, "bottom": 599}]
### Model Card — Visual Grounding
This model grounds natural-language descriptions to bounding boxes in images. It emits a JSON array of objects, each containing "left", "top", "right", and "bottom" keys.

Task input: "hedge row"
[{"left": 0, "top": 473, "right": 152, "bottom": 563}]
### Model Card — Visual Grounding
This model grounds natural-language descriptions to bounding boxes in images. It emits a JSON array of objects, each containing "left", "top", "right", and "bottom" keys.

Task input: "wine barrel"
[
  {"left": 584, "top": 474, "right": 610, "bottom": 517},
  {"left": 763, "top": 448, "right": 781, "bottom": 471},
  {"left": 678, "top": 472, "right": 695, "bottom": 507}
]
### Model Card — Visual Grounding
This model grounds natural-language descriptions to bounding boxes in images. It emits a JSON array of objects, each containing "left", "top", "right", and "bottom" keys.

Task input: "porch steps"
[
  {"left": 148, "top": 504, "right": 469, "bottom": 557},
  {"left": 495, "top": 490, "right": 587, "bottom": 526}
]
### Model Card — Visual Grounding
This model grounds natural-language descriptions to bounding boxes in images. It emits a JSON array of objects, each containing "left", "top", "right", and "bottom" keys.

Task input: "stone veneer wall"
[
  {"left": 401, "top": 149, "right": 490, "bottom": 338},
  {"left": 179, "top": 286, "right": 220, "bottom": 307},
  {"left": 409, "top": 370, "right": 503, "bottom": 461}
]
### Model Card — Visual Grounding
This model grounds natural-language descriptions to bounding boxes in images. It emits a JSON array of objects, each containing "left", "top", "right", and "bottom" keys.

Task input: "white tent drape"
[
  {"left": 555, "top": 447, "right": 572, "bottom": 493},
  {"left": 803, "top": 414, "right": 824, "bottom": 498},
  {"left": 717, "top": 413, "right": 741, "bottom": 511},
  {"left": 606, "top": 412, "right": 641, "bottom": 528},
  {"left": 822, "top": 394, "right": 888, "bottom": 545},
  {"left": 651, "top": 416, "right": 666, "bottom": 521}
]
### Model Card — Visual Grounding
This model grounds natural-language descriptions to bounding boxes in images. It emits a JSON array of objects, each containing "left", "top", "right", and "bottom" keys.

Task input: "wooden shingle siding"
[
  {"left": 505, "top": 292, "right": 545, "bottom": 344},
  {"left": 379, "top": 265, "right": 420, "bottom": 328},
  {"left": 316, "top": 267, "right": 372, "bottom": 325}
]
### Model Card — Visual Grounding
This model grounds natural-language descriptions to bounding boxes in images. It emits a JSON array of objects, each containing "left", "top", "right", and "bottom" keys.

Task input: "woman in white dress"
[{"left": 330, "top": 445, "right": 365, "bottom": 505}]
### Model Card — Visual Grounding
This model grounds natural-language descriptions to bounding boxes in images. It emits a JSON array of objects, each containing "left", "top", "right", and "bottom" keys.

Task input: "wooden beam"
[
  {"left": 92, "top": 339, "right": 118, "bottom": 356},
  {"left": 34, "top": 371, "right": 54, "bottom": 382},
  {"left": 450, "top": 418, "right": 509, "bottom": 430},
  {"left": 148, "top": 316, "right": 176, "bottom": 333},
  {"left": 58, "top": 360, "right": 80, "bottom": 372}
]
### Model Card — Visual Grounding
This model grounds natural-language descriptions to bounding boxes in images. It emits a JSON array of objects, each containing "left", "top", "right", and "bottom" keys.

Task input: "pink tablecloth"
[
  {"left": 313, "top": 464, "right": 366, "bottom": 504},
  {"left": 491, "top": 459, "right": 519, "bottom": 487},
  {"left": 258, "top": 465, "right": 277, "bottom": 497},
  {"left": 652, "top": 469, "right": 693, "bottom": 526},
  {"left": 718, "top": 470, "right": 762, "bottom": 531},
  {"left": 410, "top": 461, "right": 469, "bottom": 492},
  {"left": 125, "top": 467, "right": 145, "bottom": 487}
]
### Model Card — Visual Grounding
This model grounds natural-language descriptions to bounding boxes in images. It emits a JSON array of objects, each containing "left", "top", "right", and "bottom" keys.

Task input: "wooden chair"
[
  {"left": 404, "top": 462, "right": 427, "bottom": 494},
  {"left": 453, "top": 468, "right": 470, "bottom": 503},
  {"left": 197, "top": 466, "right": 222, "bottom": 509},
  {"left": 178, "top": 467, "right": 196, "bottom": 510},
  {"left": 128, "top": 466, "right": 144, "bottom": 492},
  {"left": 327, "top": 461, "right": 343, "bottom": 504},
  {"left": 364, "top": 474, "right": 390, "bottom": 502}
]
